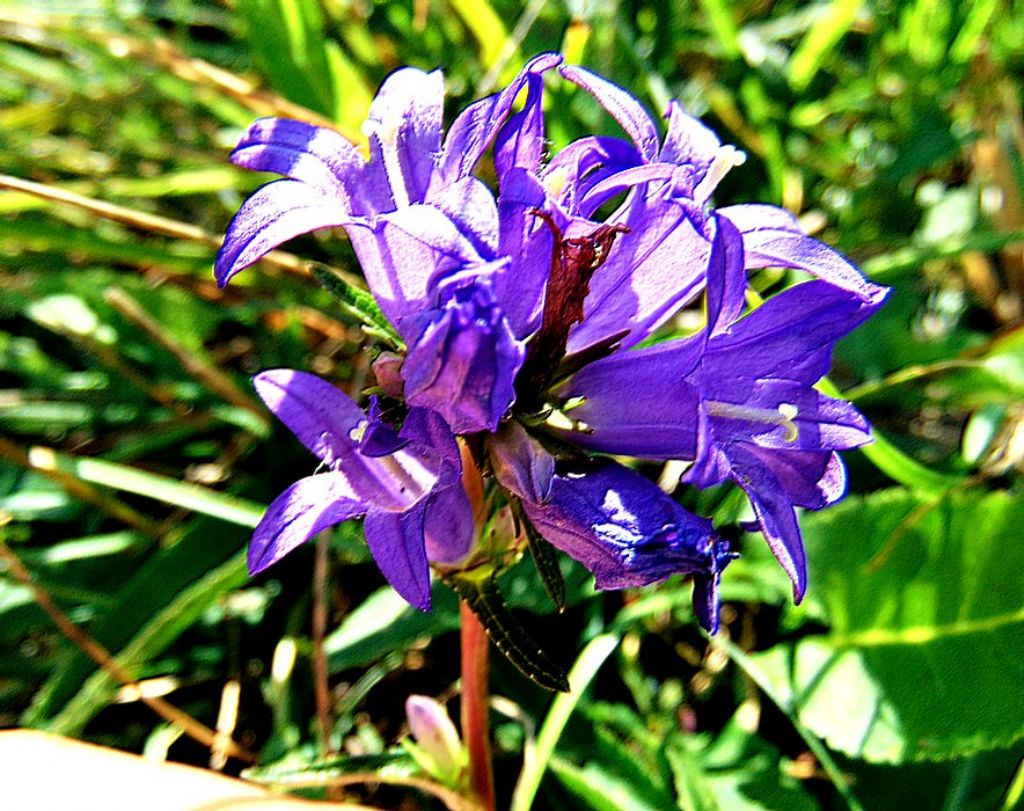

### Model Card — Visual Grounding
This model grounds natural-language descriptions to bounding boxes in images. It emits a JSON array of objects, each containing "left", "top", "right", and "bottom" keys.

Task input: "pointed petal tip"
[
  {"left": 213, "top": 248, "right": 242, "bottom": 289},
  {"left": 246, "top": 545, "right": 271, "bottom": 577},
  {"left": 250, "top": 367, "right": 293, "bottom": 405},
  {"left": 865, "top": 280, "right": 892, "bottom": 308},
  {"left": 529, "top": 52, "right": 563, "bottom": 72}
]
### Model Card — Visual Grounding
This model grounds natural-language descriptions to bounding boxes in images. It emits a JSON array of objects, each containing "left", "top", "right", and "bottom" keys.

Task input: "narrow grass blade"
[
  {"left": 510, "top": 633, "right": 619, "bottom": 811},
  {"left": 25, "top": 446, "right": 265, "bottom": 528}
]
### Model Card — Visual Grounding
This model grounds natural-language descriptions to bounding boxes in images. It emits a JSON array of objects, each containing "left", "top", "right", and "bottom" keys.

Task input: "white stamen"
[
  {"left": 693, "top": 145, "right": 747, "bottom": 203},
  {"left": 706, "top": 399, "right": 799, "bottom": 443},
  {"left": 348, "top": 419, "right": 369, "bottom": 444},
  {"left": 544, "top": 409, "right": 575, "bottom": 431}
]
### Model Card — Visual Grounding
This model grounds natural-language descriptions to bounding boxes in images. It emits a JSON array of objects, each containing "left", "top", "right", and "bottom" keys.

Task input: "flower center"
[{"left": 705, "top": 400, "right": 799, "bottom": 443}]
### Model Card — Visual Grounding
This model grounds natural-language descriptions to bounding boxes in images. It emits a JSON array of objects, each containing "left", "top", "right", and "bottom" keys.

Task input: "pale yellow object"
[{"left": 0, "top": 730, "right": 372, "bottom": 811}]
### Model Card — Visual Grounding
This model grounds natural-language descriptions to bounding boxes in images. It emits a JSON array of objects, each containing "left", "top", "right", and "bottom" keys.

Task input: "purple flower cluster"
[{"left": 216, "top": 54, "right": 887, "bottom": 633}]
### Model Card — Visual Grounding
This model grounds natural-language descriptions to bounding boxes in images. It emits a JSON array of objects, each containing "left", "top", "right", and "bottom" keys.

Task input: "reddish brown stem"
[
  {"left": 460, "top": 599, "right": 495, "bottom": 811},
  {"left": 312, "top": 531, "right": 333, "bottom": 755}
]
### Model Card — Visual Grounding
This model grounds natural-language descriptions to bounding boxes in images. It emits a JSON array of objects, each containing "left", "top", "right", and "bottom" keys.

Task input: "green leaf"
[
  {"left": 310, "top": 264, "right": 403, "bottom": 349},
  {"left": 44, "top": 550, "right": 249, "bottom": 735},
  {"left": 751, "top": 488, "right": 1024, "bottom": 763},
  {"left": 788, "top": 0, "right": 863, "bottom": 91},
  {"left": 236, "top": 0, "right": 336, "bottom": 117},
  {"left": 520, "top": 506, "right": 566, "bottom": 612},
  {"left": 688, "top": 711, "right": 819, "bottom": 811},
  {"left": 550, "top": 755, "right": 667, "bottom": 811},
  {"left": 446, "top": 0, "right": 511, "bottom": 71},
  {"left": 448, "top": 568, "right": 570, "bottom": 693},
  {"left": 325, "top": 583, "right": 460, "bottom": 674},
  {"left": 27, "top": 448, "right": 265, "bottom": 528},
  {"left": 510, "top": 634, "right": 619, "bottom": 811},
  {"left": 21, "top": 517, "right": 249, "bottom": 727}
]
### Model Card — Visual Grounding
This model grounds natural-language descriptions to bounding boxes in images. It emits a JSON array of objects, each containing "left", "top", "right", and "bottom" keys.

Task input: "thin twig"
[
  {"left": 0, "top": 534, "right": 255, "bottom": 762},
  {"left": 0, "top": 173, "right": 366, "bottom": 289},
  {"left": 0, "top": 12, "right": 360, "bottom": 143},
  {"left": 0, "top": 436, "right": 164, "bottom": 538},
  {"left": 104, "top": 287, "right": 269, "bottom": 425},
  {"left": 313, "top": 531, "right": 335, "bottom": 757}
]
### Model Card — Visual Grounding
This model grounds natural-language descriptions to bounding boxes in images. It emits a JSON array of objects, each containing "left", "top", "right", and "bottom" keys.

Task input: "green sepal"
[
  {"left": 310, "top": 263, "right": 404, "bottom": 349},
  {"left": 515, "top": 502, "right": 566, "bottom": 613},
  {"left": 447, "top": 568, "right": 570, "bottom": 693}
]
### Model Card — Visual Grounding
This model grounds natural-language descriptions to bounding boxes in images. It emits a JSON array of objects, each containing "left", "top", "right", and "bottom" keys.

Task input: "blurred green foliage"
[{"left": 2, "top": 0, "right": 1023, "bottom": 808}]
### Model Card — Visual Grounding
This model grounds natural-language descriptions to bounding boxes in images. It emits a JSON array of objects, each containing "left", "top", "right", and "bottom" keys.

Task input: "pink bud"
[
  {"left": 405, "top": 694, "right": 464, "bottom": 779},
  {"left": 372, "top": 351, "right": 405, "bottom": 398}
]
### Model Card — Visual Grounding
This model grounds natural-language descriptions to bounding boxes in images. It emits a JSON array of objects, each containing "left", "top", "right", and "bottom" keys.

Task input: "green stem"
[{"left": 461, "top": 599, "right": 495, "bottom": 811}]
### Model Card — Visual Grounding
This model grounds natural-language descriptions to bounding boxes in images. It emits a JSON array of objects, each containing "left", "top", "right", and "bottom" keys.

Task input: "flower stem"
[{"left": 460, "top": 599, "right": 495, "bottom": 811}]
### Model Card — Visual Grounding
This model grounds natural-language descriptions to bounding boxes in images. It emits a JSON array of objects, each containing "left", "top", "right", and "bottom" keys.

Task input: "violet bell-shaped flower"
[
  {"left": 489, "top": 422, "right": 734, "bottom": 633},
  {"left": 217, "top": 55, "right": 888, "bottom": 637},
  {"left": 550, "top": 64, "right": 887, "bottom": 354},
  {"left": 215, "top": 55, "right": 564, "bottom": 435},
  {"left": 250, "top": 369, "right": 474, "bottom": 611},
  {"left": 559, "top": 214, "right": 887, "bottom": 600}
]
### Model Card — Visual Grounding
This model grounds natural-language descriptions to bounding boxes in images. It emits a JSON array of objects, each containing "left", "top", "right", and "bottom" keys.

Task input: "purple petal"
[
  {"left": 708, "top": 380, "right": 873, "bottom": 451},
  {"left": 488, "top": 421, "right": 555, "bottom": 504},
  {"left": 249, "top": 473, "right": 366, "bottom": 574},
  {"left": 560, "top": 65, "right": 661, "bottom": 161},
  {"left": 683, "top": 405, "right": 733, "bottom": 489},
  {"left": 439, "top": 53, "right": 562, "bottom": 184},
  {"left": 253, "top": 369, "right": 432, "bottom": 507},
  {"left": 429, "top": 177, "right": 500, "bottom": 259},
  {"left": 577, "top": 162, "right": 680, "bottom": 216},
  {"left": 719, "top": 203, "right": 803, "bottom": 234},
  {"left": 692, "top": 572, "right": 723, "bottom": 634},
  {"left": 568, "top": 194, "right": 709, "bottom": 352},
  {"left": 659, "top": 101, "right": 721, "bottom": 174},
  {"left": 422, "top": 482, "right": 476, "bottom": 564},
  {"left": 728, "top": 455, "right": 809, "bottom": 603},
  {"left": 399, "top": 406, "right": 463, "bottom": 486},
  {"left": 365, "top": 67, "right": 445, "bottom": 205},
  {"left": 362, "top": 205, "right": 489, "bottom": 328},
  {"left": 215, "top": 179, "right": 360, "bottom": 286},
  {"left": 561, "top": 338, "right": 702, "bottom": 460},
  {"left": 705, "top": 214, "right": 747, "bottom": 337},
  {"left": 496, "top": 169, "right": 558, "bottom": 336},
  {"left": 253, "top": 369, "right": 365, "bottom": 462},
  {"left": 229, "top": 118, "right": 367, "bottom": 200},
  {"left": 494, "top": 74, "right": 546, "bottom": 178},
  {"left": 358, "top": 397, "right": 409, "bottom": 457},
  {"left": 734, "top": 225, "right": 887, "bottom": 304},
  {"left": 402, "top": 276, "right": 525, "bottom": 434},
  {"left": 731, "top": 445, "right": 847, "bottom": 512},
  {"left": 709, "top": 280, "right": 884, "bottom": 384},
  {"left": 815, "top": 452, "right": 848, "bottom": 507},
  {"left": 379, "top": 204, "right": 488, "bottom": 267},
  {"left": 543, "top": 136, "right": 643, "bottom": 213},
  {"left": 691, "top": 538, "right": 736, "bottom": 635},
  {"left": 364, "top": 504, "right": 432, "bottom": 611},
  {"left": 522, "top": 460, "right": 726, "bottom": 591}
]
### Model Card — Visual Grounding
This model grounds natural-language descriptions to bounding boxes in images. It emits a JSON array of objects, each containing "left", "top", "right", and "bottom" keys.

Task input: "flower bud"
[{"left": 405, "top": 694, "right": 465, "bottom": 782}]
